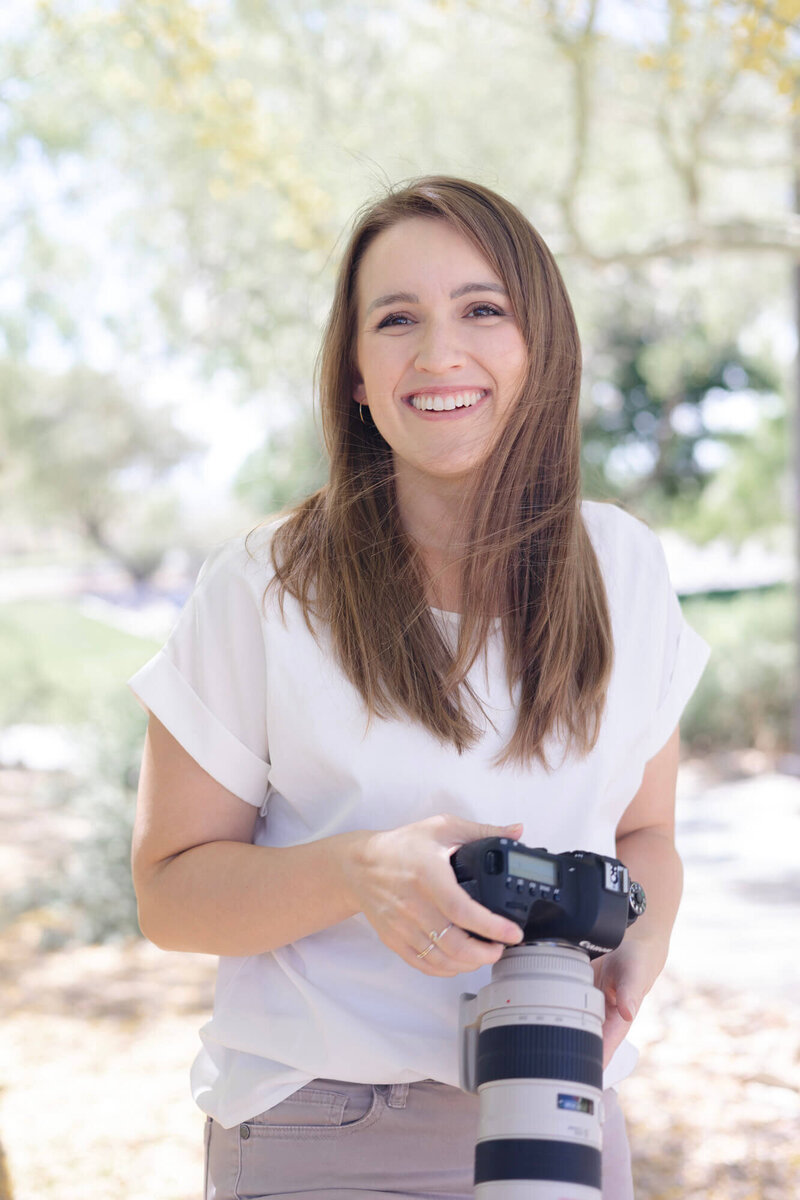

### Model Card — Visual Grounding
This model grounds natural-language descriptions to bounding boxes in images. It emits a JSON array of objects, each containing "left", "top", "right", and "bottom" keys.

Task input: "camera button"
[{"left": 485, "top": 849, "right": 505, "bottom": 875}]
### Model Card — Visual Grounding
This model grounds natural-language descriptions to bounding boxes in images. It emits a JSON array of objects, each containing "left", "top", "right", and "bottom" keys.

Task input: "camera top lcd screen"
[{"left": 507, "top": 850, "right": 558, "bottom": 886}]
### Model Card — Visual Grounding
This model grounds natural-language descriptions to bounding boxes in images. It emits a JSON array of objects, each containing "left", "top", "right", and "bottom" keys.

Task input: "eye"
[
  {"left": 466, "top": 302, "right": 504, "bottom": 318},
  {"left": 376, "top": 312, "right": 414, "bottom": 329}
]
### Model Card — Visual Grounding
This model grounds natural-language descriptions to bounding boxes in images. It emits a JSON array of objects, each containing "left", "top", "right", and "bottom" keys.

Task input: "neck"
[{"left": 395, "top": 468, "right": 471, "bottom": 611}]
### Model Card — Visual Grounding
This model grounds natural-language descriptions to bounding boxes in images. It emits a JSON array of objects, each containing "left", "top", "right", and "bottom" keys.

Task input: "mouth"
[{"left": 403, "top": 388, "right": 489, "bottom": 413}]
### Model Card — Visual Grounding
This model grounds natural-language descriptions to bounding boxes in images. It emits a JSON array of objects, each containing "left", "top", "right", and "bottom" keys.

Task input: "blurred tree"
[
  {"left": 1, "top": 0, "right": 796, "bottom": 550},
  {"left": 11, "top": 1, "right": 794, "bottom": 372},
  {"left": 2, "top": 0, "right": 334, "bottom": 387},
  {"left": 234, "top": 409, "right": 327, "bottom": 515},
  {"left": 581, "top": 304, "right": 782, "bottom": 536},
  {"left": 539, "top": 0, "right": 798, "bottom": 254},
  {"left": 0, "top": 360, "right": 201, "bottom": 579},
  {"left": 637, "top": 0, "right": 799, "bottom": 110}
]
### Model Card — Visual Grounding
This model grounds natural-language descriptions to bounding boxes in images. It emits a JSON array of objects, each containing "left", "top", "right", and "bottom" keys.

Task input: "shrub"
[{"left": 679, "top": 586, "right": 794, "bottom": 754}]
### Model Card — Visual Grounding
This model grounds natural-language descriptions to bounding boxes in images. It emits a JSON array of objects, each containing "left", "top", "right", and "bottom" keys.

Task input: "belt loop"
[{"left": 386, "top": 1082, "right": 409, "bottom": 1109}]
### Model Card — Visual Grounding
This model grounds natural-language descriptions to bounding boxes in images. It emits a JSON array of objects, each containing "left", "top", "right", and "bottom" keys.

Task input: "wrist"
[
  {"left": 623, "top": 923, "right": 670, "bottom": 977},
  {"left": 329, "top": 829, "right": 374, "bottom": 917}
]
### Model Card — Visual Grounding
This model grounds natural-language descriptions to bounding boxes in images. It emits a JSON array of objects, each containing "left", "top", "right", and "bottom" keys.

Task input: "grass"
[{"left": 0, "top": 600, "right": 160, "bottom": 727}]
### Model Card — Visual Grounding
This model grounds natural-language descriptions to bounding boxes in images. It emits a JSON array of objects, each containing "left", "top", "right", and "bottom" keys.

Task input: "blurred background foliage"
[{"left": 0, "top": 0, "right": 798, "bottom": 943}]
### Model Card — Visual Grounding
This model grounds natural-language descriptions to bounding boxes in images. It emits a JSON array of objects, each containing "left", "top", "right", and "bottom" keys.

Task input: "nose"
[{"left": 413, "top": 318, "right": 464, "bottom": 373}]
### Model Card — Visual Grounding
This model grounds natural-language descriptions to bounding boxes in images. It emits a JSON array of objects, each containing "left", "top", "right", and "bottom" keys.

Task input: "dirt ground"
[{"left": 1, "top": 767, "right": 798, "bottom": 1200}]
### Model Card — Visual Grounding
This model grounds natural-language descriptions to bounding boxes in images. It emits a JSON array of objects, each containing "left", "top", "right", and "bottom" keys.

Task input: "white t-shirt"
[{"left": 129, "top": 500, "right": 709, "bottom": 1129}]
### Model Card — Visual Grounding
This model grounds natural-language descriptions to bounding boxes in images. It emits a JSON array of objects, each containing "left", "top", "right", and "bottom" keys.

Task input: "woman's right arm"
[{"left": 131, "top": 714, "right": 523, "bottom": 971}]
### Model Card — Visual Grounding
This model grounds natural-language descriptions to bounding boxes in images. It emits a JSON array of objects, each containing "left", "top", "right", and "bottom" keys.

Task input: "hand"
[
  {"left": 347, "top": 814, "right": 525, "bottom": 976},
  {"left": 592, "top": 937, "right": 663, "bottom": 1067}
]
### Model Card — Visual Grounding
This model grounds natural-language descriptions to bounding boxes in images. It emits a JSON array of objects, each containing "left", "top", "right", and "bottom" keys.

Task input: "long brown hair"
[{"left": 264, "top": 176, "right": 612, "bottom": 768}]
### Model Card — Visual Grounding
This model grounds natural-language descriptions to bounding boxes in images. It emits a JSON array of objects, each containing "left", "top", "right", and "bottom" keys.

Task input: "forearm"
[
  {"left": 616, "top": 826, "right": 683, "bottom": 976},
  {"left": 135, "top": 832, "right": 367, "bottom": 956}
]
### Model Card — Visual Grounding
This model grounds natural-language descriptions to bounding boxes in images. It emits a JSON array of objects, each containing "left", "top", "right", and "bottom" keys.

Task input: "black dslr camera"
[
  {"left": 450, "top": 837, "right": 646, "bottom": 956},
  {"left": 452, "top": 838, "right": 647, "bottom": 1198}
]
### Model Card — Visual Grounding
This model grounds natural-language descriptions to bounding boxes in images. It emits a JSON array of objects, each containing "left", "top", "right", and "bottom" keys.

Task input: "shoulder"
[
  {"left": 580, "top": 500, "right": 670, "bottom": 599},
  {"left": 195, "top": 519, "right": 283, "bottom": 591},
  {"left": 581, "top": 499, "right": 655, "bottom": 548},
  {"left": 183, "top": 519, "right": 289, "bottom": 627},
  {"left": 581, "top": 500, "right": 663, "bottom": 562}
]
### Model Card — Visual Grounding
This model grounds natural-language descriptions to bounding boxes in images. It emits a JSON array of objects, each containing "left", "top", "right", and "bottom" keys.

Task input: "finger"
[
  {"left": 411, "top": 921, "right": 457, "bottom": 965},
  {"left": 408, "top": 868, "right": 522, "bottom": 948},
  {"left": 615, "top": 990, "right": 638, "bottom": 1022},
  {"left": 440, "top": 817, "right": 524, "bottom": 852},
  {"left": 411, "top": 920, "right": 506, "bottom": 975},
  {"left": 598, "top": 978, "right": 637, "bottom": 1026},
  {"left": 414, "top": 934, "right": 506, "bottom": 978},
  {"left": 601, "top": 1006, "right": 633, "bottom": 1068},
  {"left": 596, "top": 952, "right": 645, "bottom": 1023},
  {"left": 447, "top": 887, "right": 524, "bottom": 945},
  {"left": 413, "top": 920, "right": 454, "bottom": 959},
  {"left": 433, "top": 924, "right": 509, "bottom": 971}
]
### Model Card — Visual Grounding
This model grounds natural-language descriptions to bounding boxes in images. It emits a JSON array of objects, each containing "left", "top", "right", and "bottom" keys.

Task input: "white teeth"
[{"left": 410, "top": 389, "right": 485, "bottom": 411}]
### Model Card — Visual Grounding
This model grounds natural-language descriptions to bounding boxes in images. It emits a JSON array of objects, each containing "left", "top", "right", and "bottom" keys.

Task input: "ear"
[{"left": 353, "top": 381, "right": 367, "bottom": 405}]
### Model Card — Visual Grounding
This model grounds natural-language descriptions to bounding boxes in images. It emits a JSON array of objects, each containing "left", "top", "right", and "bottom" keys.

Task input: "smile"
[{"left": 405, "top": 389, "right": 488, "bottom": 412}]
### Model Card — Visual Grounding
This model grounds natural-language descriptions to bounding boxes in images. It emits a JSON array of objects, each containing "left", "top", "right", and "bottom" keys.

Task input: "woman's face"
[{"left": 353, "top": 217, "right": 528, "bottom": 491}]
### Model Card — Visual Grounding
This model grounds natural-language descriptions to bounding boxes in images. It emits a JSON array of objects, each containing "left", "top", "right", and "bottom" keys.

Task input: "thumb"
[
  {"left": 497, "top": 821, "right": 524, "bottom": 840},
  {"left": 446, "top": 817, "right": 524, "bottom": 846}
]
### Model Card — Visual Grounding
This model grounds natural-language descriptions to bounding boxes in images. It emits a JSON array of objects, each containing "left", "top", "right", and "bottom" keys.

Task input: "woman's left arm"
[{"left": 594, "top": 723, "right": 683, "bottom": 1066}]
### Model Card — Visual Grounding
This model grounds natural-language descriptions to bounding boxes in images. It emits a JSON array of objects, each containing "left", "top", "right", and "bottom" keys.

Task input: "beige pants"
[{"left": 205, "top": 1078, "right": 634, "bottom": 1199}]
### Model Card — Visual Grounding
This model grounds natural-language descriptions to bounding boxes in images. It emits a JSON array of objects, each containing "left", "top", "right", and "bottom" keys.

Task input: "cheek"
[
  {"left": 496, "top": 333, "right": 528, "bottom": 385},
  {"left": 361, "top": 344, "right": 405, "bottom": 391},
  {"left": 512, "top": 332, "right": 529, "bottom": 375}
]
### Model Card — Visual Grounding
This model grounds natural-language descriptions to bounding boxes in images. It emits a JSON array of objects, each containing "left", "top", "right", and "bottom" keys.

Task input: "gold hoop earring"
[{"left": 359, "top": 403, "right": 366, "bottom": 425}]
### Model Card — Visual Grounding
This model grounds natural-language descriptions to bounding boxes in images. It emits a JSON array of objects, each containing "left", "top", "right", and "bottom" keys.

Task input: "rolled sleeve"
[
  {"left": 639, "top": 528, "right": 710, "bottom": 762},
  {"left": 128, "top": 534, "right": 272, "bottom": 809},
  {"left": 641, "top": 614, "right": 710, "bottom": 762},
  {"left": 129, "top": 650, "right": 271, "bottom": 807},
  {"left": 585, "top": 503, "right": 712, "bottom": 776}
]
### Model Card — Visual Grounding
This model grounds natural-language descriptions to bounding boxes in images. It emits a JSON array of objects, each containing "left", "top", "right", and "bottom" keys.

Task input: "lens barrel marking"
[
  {"left": 475, "top": 1138, "right": 602, "bottom": 1186},
  {"left": 476, "top": 1025, "right": 603, "bottom": 1090}
]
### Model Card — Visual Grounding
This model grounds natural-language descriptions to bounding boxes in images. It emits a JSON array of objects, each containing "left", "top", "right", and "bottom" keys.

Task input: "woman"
[{"left": 130, "top": 176, "right": 709, "bottom": 1199}]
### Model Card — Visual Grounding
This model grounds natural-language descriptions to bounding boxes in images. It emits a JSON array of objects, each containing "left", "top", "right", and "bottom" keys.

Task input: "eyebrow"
[{"left": 365, "top": 281, "right": 508, "bottom": 318}]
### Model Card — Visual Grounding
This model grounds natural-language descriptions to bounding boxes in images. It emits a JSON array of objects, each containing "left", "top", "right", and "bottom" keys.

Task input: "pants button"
[{"left": 239, "top": 1124, "right": 250, "bottom": 1139}]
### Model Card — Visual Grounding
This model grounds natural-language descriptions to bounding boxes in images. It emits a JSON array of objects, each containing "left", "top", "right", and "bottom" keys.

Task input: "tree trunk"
[{"left": 792, "top": 110, "right": 800, "bottom": 760}]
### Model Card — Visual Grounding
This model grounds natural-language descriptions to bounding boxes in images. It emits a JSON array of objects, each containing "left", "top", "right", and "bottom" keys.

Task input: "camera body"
[
  {"left": 453, "top": 839, "right": 646, "bottom": 1199},
  {"left": 450, "top": 838, "right": 646, "bottom": 957}
]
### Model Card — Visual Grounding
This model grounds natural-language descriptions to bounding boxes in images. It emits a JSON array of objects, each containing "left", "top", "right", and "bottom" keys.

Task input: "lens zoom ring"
[
  {"left": 476, "top": 1025, "right": 602, "bottom": 1089},
  {"left": 475, "top": 1138, "right": 601, "bottom": 1186}
]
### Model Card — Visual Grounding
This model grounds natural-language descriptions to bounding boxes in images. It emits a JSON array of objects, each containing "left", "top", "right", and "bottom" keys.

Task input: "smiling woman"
[
  {"left": 128, "top": 176, "right": 709, "bottom": 1200},
  {"left": 275, "top": 177, "right": 605, "bottom": 758},
  {"left": 353, "top": 217, "right": 528, "bottom": 498}
]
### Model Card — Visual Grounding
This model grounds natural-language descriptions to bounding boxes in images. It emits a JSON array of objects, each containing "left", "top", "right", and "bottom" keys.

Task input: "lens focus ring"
[{"left": 476, "top": 1024, "right": 603, "bottom": 1090}]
